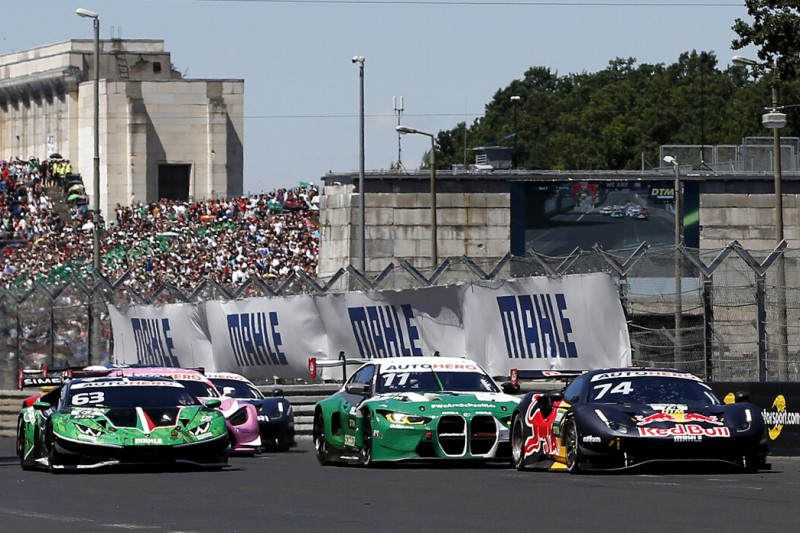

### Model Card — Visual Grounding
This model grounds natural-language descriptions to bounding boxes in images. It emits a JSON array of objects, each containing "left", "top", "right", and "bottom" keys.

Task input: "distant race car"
[
  {"left": 313, "top": 356, "right": 520, "bottom": 466},
  {"left": 509, "top": 368, "right": 770, "bottom": 473},
  {"left": 107, "top": 367, "right": 262, "bottom": 454},
  {"left": 610, "top": 208, "right": 625, "bottom": 218},
  {"left": 207, "top": 372, "right": 296, "bottom": 451},
  {"left": 17, "top": 376, "right": 230, "bottom": 471}
]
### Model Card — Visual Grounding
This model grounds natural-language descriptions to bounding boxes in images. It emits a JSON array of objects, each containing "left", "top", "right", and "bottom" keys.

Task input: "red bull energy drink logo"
[{"left": 638, "top": 425, "right": 730, "bottom": 438}]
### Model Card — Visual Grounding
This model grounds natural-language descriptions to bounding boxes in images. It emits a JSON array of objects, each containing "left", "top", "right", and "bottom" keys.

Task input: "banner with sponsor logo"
[
  {"left": 109, "top": 273, "right": 630, "bottom": 379},
  {"left": 108, "top": 303, "right": 214, "bottom": 369},
  {"left": 462, "top": 274, "right": 631, "bottom": 376}
]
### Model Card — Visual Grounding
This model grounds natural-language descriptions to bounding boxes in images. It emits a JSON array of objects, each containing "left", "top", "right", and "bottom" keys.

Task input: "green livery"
[
  {"left": 313, "top": 356, "right": 520, "bottom": 465},
  {"left": 17, "top": 376, "right": 230, "bottom": 472}
]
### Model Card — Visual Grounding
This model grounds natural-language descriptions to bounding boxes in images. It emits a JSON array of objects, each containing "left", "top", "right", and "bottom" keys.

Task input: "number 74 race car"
[
  {"left": 313, "top": 356, "right": 520, "bottom": 466},
  {"left": 509, "top": 368, "right": 770, "bottom": 473}
]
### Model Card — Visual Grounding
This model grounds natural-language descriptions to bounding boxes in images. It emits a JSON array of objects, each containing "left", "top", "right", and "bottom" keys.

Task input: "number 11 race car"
[
  {"left": 313, "top": 356, "right": 520, "bottom": 466},
  {"left": 510, "top": 368, "right": 770, "bottom": 473}
]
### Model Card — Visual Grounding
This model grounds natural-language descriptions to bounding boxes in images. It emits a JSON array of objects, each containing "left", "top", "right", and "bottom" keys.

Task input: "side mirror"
[
  {"left": 272, "top": 388, "right": 284, "bottom": 397},
  {"left": 345, "top": 382, "right": 370, "bottom": 396},
  {"left": 734, "top": 391, "right": 751, "bottom": 403},
  {"left": 501, "top": 381, "right": 520, "bottom": 394},
  {"left": 33, "top": 400, "right": 51, "bottom": 411},
  {"left": 205, "top": 398, "right": 222, "bottom": 409}
]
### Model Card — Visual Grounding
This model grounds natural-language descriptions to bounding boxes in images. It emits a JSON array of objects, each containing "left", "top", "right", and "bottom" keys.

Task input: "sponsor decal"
[
  {"left": 258, "top": 415, "right": 270, "bottom": 422},
  {"left": 592, "top": 370, "right": 701, "bottom": 382},
  {"left": 69, "top": 408, "right": 106, "bottom": 419},
  {"left": 673, "top": 435, "right": 702, "bottom": 442},
  {"left": 496, "top": 293, "right": 578, "bottom": 359},
  {"left": 135, "top": 438, "right": 164, "bottom": 445},
  {"left": 523, "top": 397, "right": 559, "bottom": 456},
  {"left": 637, "top": 425, "right": 730, "bottom": 438},
  {"left": 348, "top": 304, "right": 422, "bottom": 358},
  {"left": 430, "top": 403, "right": 496, "bottom": 409},
  {"left": 344, "top": 434, "right": 356, "bottom": 446},
  {"left": 383, "top": 363, "right": 479, "bottom": 372},
  {"left": 582, "top": 435, "right": 601, "bottom": 444},
  {"left": 72, "top": 380, "right": 182, "bottom": 389},
  {"left": 636, "top": 406, "right": 722, "bottom": 426}
]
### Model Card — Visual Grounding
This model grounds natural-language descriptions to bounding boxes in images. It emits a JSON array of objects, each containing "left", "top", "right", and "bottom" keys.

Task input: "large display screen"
[{"left": 510, "top": 180, "right": 699, "bottom": 256}]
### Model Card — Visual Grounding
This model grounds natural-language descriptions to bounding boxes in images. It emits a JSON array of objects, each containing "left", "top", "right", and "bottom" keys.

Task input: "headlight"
[
  {"left": 594, "top": 409, "right": 629, "bottom": 434},
  {"left": 382, "top": 412, "right": 430, "bottom": 425},
  {"left": 737, "top": 408, "right": 753, "bottom": 431},
  {"left": 75, "top": 424, "right": 103, "bottom": 437},
  {"left": 189, "top": 422, "right": 211, "bottom": 436}
]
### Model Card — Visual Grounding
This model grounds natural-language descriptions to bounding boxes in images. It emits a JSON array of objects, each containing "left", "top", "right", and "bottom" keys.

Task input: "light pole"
[
  {"left": 664, "top": 155, "right": 682, "bottom": 365},
  {"left": 733, "top": 54, "right": 788, "bottom": 380},
  {"left": 396, "top": 125, "right": 437, "bottom": 267},
  {"left": 352, "top": 55, "right": 365, "bottom": 272},
  {"left": 393, "top": 96, "right": 404, "bottom": 169},
  {"left": 77, "top": 7, "right": 101, "bottom": 275},
  {"left": 510, "top": 95, "right": 520, "bottom": 169}
]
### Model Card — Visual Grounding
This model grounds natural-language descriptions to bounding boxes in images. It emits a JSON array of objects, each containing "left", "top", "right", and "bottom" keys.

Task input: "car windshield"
[
  {"left": 376, "top": 370, "right": 499, "bottom": 394},
  {"left": 67, "top": 383, "right": 200, "bottom": 408},
  {"left": 588, "top": 376, "right": 721, "bottom": 405},
  {"left": 177, "top": 379, "right": 220, "bottom": 398},
  {"left": 210, "top": 378, "right": 263, "bottom": 399}
]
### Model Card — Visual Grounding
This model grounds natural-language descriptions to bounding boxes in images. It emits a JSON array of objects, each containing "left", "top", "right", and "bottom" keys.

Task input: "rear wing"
[{"left": 509, "top": 369, "right": 586, "bottom": 389}]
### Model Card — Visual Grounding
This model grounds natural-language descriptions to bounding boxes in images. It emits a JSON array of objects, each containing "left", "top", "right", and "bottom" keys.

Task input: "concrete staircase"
[{"left": 0, "top": 384, "right": 341, "bottom": 440}]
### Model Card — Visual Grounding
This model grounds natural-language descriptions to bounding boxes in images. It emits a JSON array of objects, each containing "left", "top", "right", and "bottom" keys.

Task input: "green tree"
[{"left": 732, "top": 2, "right": 800, "bottom": 86}]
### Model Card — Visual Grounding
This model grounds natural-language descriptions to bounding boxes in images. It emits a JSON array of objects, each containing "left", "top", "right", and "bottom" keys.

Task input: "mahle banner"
[{"left": 108, "top": 273, "right": 631, "bottom": 379}]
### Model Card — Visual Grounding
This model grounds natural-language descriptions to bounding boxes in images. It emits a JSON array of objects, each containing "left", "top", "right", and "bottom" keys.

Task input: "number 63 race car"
[
  {"left": 509, "top": 367, "right": 770, "bottom": 473},
  {"left": 17, "top": 376, "right": 230, "bottom": 471},
  {"left": 313, "top": 356, "right": 520, "bottom": 466}
]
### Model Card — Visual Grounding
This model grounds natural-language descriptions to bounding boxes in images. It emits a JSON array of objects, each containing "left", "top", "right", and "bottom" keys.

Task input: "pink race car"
[{"left": 107, "top": 367, "right": 262, "bottom": 454}]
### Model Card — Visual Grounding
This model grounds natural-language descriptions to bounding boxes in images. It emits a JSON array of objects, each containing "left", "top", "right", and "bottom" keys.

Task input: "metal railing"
[{"left": 1, "top": 240, "right": 797, "bottom": 389}]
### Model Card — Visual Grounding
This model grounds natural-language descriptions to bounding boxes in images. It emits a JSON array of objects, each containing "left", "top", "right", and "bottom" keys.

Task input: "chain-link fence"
[{"left": 2, "top": 241, "right": 798, "bottom": 389}]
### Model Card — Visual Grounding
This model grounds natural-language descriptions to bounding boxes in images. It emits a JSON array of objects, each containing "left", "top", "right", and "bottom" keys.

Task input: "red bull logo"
[
  {"left": 523, "top": 397, "right": 558, "bottom": 456},
  {"left": 638, "top": 425, "right": 730, "bottom": 438},
  {"left": 636, "top": 411, "right": 722, "bottom": 426}
]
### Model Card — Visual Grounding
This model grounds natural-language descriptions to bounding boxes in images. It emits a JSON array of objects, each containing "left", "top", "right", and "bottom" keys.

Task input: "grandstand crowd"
[{"left": 0, "top": 156, "right": 321, "bottom": 290}]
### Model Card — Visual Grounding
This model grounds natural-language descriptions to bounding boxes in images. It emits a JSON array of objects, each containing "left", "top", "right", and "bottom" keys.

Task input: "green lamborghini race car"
[
  {"left": 17, "top": 376, "right": 230, "bottom": 471},
  {"left": 313, "top": 356, "right": 520, "bottom": 466}
]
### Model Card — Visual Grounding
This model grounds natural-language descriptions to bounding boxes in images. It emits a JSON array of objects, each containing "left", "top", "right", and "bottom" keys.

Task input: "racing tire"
[
  {"left": 17, "top": 419, "right": 31, "bottom": 471},
  {"left": 360, "top": 414, "right": 374, "bottom": 467},
  {"left": 46, "top": 428, "right": 68, "bottom": 474},
  {"left": 565, "top": 419, "right": 583, "bottom": 475},
  {"left": 313, "top": 411, "right": 332, "bottom": 466},
  {"left": 510, "top": 414, "right": 527, "bottom": 471}
]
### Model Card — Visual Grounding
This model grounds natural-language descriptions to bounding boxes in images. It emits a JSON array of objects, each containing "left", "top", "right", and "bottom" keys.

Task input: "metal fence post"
[
  {"left": 702, "top": 274, "right": 714, "bottom": 381},
  {"left": 756, "top": 275, "right": 767, "bottom": 382}
]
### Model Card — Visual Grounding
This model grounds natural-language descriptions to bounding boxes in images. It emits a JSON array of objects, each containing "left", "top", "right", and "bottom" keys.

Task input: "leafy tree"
[{"left": 732, "top": 1, "right": 800, "bottom": 87}]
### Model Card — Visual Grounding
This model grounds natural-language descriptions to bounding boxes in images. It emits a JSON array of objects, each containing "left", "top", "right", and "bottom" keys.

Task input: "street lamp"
[
  {"left": 664, "top": 155, "right": 682, "bottom": 364},
  {"left": 77, "top": 7, "right": 101, "bottom": 275},
  {"left": 352, "top": 55, "right": 366, "bottom": 273},
  {"left": 396, "top": 125, "right": 437, "bottom": 267},
  {"left": 510, "top": 95, "right": 520, "bottom": 169},
  {"left": 733, "top": 54, "right": 788, "bottom": 380}
]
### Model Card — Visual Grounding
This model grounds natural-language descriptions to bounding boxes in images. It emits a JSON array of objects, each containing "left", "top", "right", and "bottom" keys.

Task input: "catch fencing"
[{"left": 0, "top": 241, "right": 797, "bottom": 389}]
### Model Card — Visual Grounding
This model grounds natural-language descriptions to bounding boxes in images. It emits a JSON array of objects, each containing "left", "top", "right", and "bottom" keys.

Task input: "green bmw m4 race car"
[
  {"left": 313, "top": 356, "right": 520, "bottom": 466},
  {"left": 17, "top": 376, "right": 230, "bottom": 472}
]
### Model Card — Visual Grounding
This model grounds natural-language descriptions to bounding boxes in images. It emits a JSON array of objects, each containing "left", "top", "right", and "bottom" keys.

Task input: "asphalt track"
[{"left": 0, "top": 437, "right": 798, "bottom": 533}]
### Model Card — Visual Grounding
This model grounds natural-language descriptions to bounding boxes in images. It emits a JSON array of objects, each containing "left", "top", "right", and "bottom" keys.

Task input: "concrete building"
[
  {"left": 0, "top": 39, "right": 243, "bottom": 216},
  {"left": 318, "top": 139, "right": 800, "bottom": 279}
]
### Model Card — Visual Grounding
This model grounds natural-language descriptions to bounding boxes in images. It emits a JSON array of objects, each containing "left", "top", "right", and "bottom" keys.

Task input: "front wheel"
[
  {"left": 17, "top": 419, "right": 31, "bottom": 471},
  {"left": 360, "top": 414, "right": 373, "bottom": 467},
  {"left": 510, "top": 415, "right": 526, "bottom": 471},
  {"left": 564, "top": 419, "right": 583, "bottom": 474},
  {"left": 313, "top": 412, "right": 332, "bottom": 466}
]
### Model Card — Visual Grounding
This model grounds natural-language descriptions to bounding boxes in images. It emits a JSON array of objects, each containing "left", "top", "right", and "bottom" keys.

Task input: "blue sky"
[{"left": 2, "top": 1, "right": 755, "bottom": 194}]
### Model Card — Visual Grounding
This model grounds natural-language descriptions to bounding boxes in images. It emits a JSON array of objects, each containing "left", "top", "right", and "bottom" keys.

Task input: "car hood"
[{"left": 365, "top": 391, "right": 519, "bottom": 413}]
